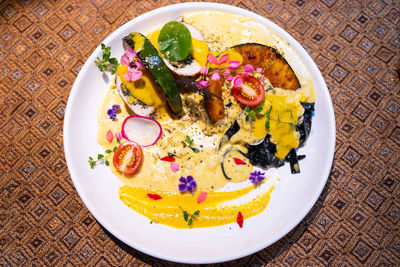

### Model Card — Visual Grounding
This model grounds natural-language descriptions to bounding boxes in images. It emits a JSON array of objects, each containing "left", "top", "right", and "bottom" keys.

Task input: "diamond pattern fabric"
[{"left": 0, "top": 0, "right": 399, "bottom": 265}]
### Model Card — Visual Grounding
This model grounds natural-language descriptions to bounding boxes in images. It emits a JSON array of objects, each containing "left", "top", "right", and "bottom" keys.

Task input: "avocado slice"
[{"left": 123, "top": 33, "right": 182, "bottom": 114}]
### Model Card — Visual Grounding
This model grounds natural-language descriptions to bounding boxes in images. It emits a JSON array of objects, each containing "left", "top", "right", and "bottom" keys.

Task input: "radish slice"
[{"left": 121, "top": 115, "right": 162, "bottom": 147}]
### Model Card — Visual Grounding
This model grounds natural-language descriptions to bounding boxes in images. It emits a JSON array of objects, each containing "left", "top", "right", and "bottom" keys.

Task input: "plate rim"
[{"left": 64, "top": 2, "right": 336, "bottom": 264}]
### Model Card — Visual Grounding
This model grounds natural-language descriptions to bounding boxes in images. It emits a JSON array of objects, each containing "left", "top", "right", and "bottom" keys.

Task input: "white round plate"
[{"left": 64, "top": 3, "right": 335, "bottom": 264}]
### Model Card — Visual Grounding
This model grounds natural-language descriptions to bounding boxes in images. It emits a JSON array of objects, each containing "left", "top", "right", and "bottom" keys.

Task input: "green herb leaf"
[
  {"left": 95, "top": 43, "right": 119, "bottom": 74},
  {"left": 188, "top": 218, "right": 193, "bottom": 226},
  {"left": 244, "top": 106, "right": 250, "bottom": 113},
  {"left": 113, "top": 146, "right": 117, "bottom": 152},
  {"left": 255, "top": 106, "right": 263, "bottom": 113},
  {"left": 97, "top": 154, "right": 104, "bottom": 160},
  {"left": 150, "top": 221, "right": 153, "bottom": 224},
  {"left": 185, "top": 135, "right": 191, "bottom": 143},
  {"left": 191, "top": 147, "right": 200, "bottom": 153},
  {"left": 193, "top": 210, "right": 200, "bottom": 216},
  {"left": 183, "top": 211, "right": 189, "bottom": 222},
  {"left": 116, "top": 137, "right": 120, "bottom": 144},
  {"left": 158, "top": 21, "right": 192, "bottom": 62},
  {"left": 265, "top": 120, "right": 270, "bottom": 130},
  {"left": 105, "top": 149, "right": 112, "bottom": 154},
  {"left": 105, "top": 160, "right": 109, "bottom": 166}
]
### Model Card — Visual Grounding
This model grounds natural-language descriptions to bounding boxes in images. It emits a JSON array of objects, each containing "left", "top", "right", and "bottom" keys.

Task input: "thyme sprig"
[{"left": 95, "top": 43, "right": 119, "bottom": 74}]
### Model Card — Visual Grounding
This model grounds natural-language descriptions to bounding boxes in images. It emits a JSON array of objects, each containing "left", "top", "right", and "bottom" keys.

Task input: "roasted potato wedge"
[
  {"left": 205, "top": 71, "right": 225, "bottom": 124},
  {"left": 206, "top": 43, "right": 300, "bottom": 123}
]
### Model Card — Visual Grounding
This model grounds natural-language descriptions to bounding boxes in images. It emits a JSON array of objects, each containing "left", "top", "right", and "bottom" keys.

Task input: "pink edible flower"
[
  {"left": 124, "top": 69, "right": 142, "bottom": 82},
  {"left": 256, "top": 67, "right": 262, "bottom": 73},
  {"left": 200, "top": 66, "right": 208, "bottom": 75},
  {"left": 211, "top": 72, "right": 220, "bottom": 81},
  {"left": 233, "top": 77, "right": 243, "bottom": 87},
  {"left": 115, "top": 131, "right": 122, "bottom": 141},
  {"left": 125, "top": 48, "right": 136, "bottom": 60},
  {"left": 223, "top": 70, "right": 230, "bottom": 77},
  {"left": 197, "top": 192, "right": 207, "bottom": 203},
  {"left": 261, "top": 75, "right": 265, "bottom": 82},
  {"left": 217, "top": 54, "right": 229, "bottom": 65},
  {"left": 229, "top": 60, "right": 241, "bottom": 70},
  {"left": 227, "top": 75, "right": 234, "bottom": 82},
  {"left": 244, "top": 64, "right": 255, "bottom": 73},
  {"left": 207, "top": 53, "right": 218, "bottom": 65},
  {"left": 198, "top": 80, "right": 209, "bottom": 87},
  {"left": 121, "top": 54, "right": 129, "bottom": 67},
  {"left": 170, "top": 162, "right": 180, "bottom": 172}
]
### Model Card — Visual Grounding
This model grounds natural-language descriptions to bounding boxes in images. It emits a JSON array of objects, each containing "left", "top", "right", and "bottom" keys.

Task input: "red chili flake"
[
  {"left": 106, "top": 130, "right": 113, "bottom": 143},
  {"left": 160, "top": 156, "right": 175, "bottom": 162},
  {"left": 237, "top": 211, "right": 244, "bottom": 228},
  {"left": 147, "top": 193, "right": 162, "bottom": 200},
  {"left": 233, "top": 158, "right": 246, "bottom": 165}
]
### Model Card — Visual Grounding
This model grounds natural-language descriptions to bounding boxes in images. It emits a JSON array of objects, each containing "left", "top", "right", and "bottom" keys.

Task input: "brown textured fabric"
[{"left": 1, "top": 0, "right": 399, "bottom": 265}]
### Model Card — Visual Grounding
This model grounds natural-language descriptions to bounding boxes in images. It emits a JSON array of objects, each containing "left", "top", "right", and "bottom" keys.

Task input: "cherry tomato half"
[
  {"left": 113, "top": 141, "right": 143, "bottom": 175},
  {"left": 231, "top": 75, "right": 265, "bottom": 107}
]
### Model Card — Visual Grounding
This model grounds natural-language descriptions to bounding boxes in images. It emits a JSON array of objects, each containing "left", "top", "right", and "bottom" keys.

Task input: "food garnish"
[
  {"left": 237, "top": 211, "right": 244, "bottom": 228},
  {"left": 158, "top": 21, "right": 192, "bottom": 62},
  {"left": 160, "top": 155, "right": 175, "bottom": 162},
  {"left": 170, "top": 162, "right": 180, "bottom": 172},
  {"left": 106, "top": 130, "right": 114, "bottom": 143},
  {"left": 95, "top": 43, "right": 119, "bottom": 74},
  {"left": 181, "top": 135, "right": 200, "bottom": 153},
  {"left": 178, "top": 175, "right": 197, "bottom": 193},
  {"left": 232, "top": 75, "right": 265, "bottom": 107},
  {"left": 249, "top": 170, "right": 265, "bottom": 185},
  {"left": 147, "top": 193, "right": 162, "bottom": 200},
  {"left": 244, "top": 105, "right": 264, "bottom": 124},
  {"left": 112, "top": 141, "right": 143, "bottom": 175},
  {"left": 107, "top": 104, "right": 121, "bottom": 121},
  {"left": 121, "top": 115, "right": 162, "bottom": 147},
  {"left": 197, "top": 192, "right": 207, "bottom": 203},
  {"left": 182, "top": 209, "right": 200, "bottom": 226},
  {"left": 88, "top": 148, "right": 116, "bottom": 169},
  {"left": 233, "top": 158, "right": 246, "bottom": 165}
]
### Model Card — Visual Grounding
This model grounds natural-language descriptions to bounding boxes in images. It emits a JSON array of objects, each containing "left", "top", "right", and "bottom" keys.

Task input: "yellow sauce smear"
[{"left": 120, "top": 184, "right": 274, "bottom": 228}]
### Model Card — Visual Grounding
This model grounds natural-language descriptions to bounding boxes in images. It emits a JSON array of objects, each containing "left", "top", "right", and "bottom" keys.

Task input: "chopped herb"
[
  {"left": 182, "top": 135, "right": 200, "bottom": 153},
  {"left": 95, "top": 43, "right": 119, "bottom": 74}
]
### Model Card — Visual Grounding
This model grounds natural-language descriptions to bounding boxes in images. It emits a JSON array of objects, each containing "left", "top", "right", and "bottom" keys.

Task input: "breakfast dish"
[{"left": 91, "top": 10, "right": 315, "bottom": 228}]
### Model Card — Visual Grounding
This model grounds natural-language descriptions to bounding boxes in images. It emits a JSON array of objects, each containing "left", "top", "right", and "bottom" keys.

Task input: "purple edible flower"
[
  {"left": 249, "top": 170, "right": 265, "bottom": 185},
  {"left": 107, "top": 104, "right": 120, "bottom": 121},
  {"left": 178, "top": 175, "right": 197, "bottom": 193}
]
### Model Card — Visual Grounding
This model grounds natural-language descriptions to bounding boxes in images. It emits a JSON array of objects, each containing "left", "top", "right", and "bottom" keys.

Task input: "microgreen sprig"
[
  {"left": 181, "top": 135, "right": 200, "bottom": 153},
  {"left": 244, "top": 106, "right": 263, "bottom": 124},
  {"left": 88, "top": 146, "right": 117, "bottom": 169},
  {"left": 265, "top": 105, "right": 272, "bottom": 130},
  {"left": 182, "top": 209, "right": 200, "bottom": 226},
  {"left": 95, "top": 43, "right": 119, "bottom": 74}
]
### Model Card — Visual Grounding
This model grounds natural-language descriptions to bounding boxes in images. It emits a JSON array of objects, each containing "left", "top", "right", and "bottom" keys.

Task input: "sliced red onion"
[{"left": 121, "top": 115, "right": 162, "bottom": 147}]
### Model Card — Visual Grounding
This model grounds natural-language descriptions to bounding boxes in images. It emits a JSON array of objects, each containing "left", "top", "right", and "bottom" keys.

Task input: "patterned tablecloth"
[{"left": 1, "top": 0, "right": 399, "bottom": 265}]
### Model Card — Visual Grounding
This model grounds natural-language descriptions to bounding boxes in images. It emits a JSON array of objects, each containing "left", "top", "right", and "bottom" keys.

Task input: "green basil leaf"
[{"left": 158, "top": 21, "right": 192, "bottom": 61}]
